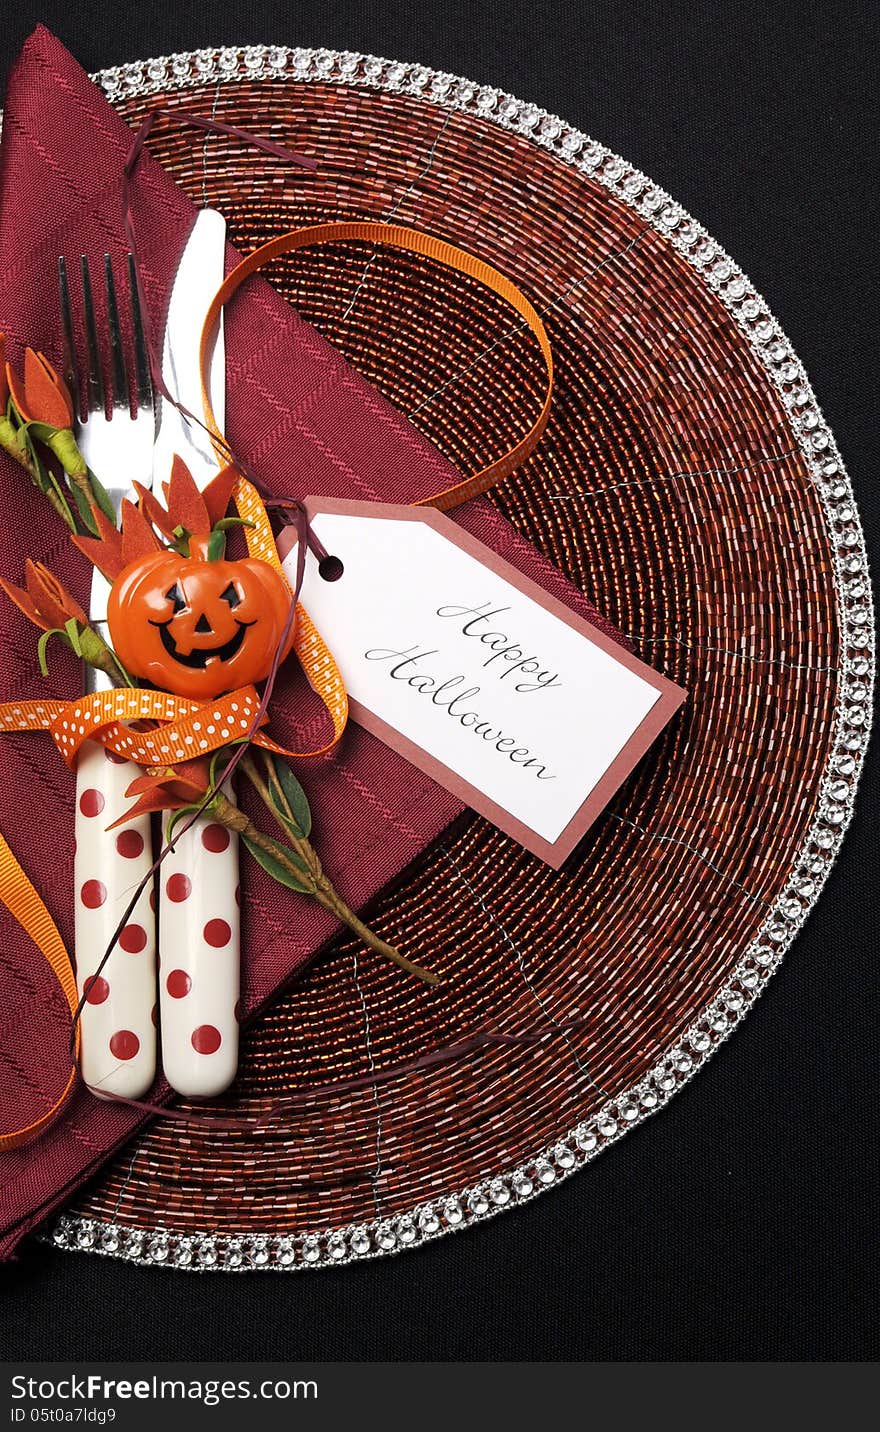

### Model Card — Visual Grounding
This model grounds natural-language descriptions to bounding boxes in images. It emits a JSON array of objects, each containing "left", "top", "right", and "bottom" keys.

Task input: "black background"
[{"left": 1, "top": 0, "right": 877, "bottom": 1362}]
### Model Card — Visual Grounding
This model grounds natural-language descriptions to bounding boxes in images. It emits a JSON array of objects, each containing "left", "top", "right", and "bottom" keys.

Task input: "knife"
[{"left": 154, "top": 209, "right": 242, "bottom": 1098}]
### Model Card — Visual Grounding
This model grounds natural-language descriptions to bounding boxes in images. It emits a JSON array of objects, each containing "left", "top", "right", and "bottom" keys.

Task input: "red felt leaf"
[
  {"left": 26, "top": 559, "right": 88, "bottom": 628},
  {"left": 7, "top": 348, "right": 74, "bottom": 427},
  {"left": 132, "top": 481, "right": 178, "bottom": 542},
  {"left": 0, "top": 574, "right": 47, "bottom": 630},
  {"left": 71, "top": 505, "right": 125, "bottom": 581},
  {"left": 119, "top": 499, "right": 162, "bottom": 568},
  {"left": 106, "top": 788, "right": 187, "bottom": 828},
  {"left": 163, "top": 454, "right": 210, "bottom": 536},
  {"left": 202, "top": 463, "right": 240, "bottom": 528}
]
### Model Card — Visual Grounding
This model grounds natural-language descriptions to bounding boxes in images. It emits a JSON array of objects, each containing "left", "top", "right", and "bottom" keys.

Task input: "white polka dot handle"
[
  {"left": 159, "top": 802, "right": 240, "bottom": 1097},
  {"left": 74, "top": 741, "right": 157, "bottom": 1099}
]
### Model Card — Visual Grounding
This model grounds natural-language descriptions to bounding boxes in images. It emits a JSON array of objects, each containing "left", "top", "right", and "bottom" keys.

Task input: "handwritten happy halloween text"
[{"left": 364, "top": 602, "right": 561, "bottom": 780}]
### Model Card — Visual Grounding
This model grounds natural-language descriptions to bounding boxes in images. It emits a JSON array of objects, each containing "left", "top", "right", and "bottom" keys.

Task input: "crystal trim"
[{"left": 18, "top": 42, "right": 870, "bottom": 1272}]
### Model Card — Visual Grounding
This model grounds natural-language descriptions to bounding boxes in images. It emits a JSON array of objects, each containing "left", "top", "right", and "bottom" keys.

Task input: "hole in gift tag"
[{"left": 318, "top": 555, "right": 344, "bottom": 583}]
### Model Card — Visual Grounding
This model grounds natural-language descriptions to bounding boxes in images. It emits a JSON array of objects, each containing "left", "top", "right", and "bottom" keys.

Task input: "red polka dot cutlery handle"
[
  {"left": 74, "top": 741, "right": 157, "bottom": 1098},
  {"left": 159, "top": 805, "right": 240, "bottom": 1097}
]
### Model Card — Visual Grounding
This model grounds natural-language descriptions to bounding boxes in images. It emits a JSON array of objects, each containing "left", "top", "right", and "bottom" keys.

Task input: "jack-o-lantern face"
[{"left": 107, "top": 539, "right": 294, "bottom": 699}]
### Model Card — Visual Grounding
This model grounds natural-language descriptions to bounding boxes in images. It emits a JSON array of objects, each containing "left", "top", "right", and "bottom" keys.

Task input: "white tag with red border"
[{"left": 280, "top": 500, "right": 685, "bottom": 868}]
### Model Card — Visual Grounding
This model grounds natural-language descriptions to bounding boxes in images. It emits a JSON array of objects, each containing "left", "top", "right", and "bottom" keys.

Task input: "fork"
[{"left": 60, "top": 253, "right": 158, "bottom": 1100}]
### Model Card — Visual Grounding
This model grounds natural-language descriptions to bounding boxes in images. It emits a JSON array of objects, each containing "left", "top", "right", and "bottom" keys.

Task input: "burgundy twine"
[{"left": 100, "top": 1013, "right": 611, "bottom": 1151}]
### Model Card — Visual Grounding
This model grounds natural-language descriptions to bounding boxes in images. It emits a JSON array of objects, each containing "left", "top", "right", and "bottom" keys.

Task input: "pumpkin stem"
[
  {"left": 204, "top": 517, "right": 256, "bottom": 561},
  {"left": 206, "top": 528, "right": 226, "bottom": 561}
]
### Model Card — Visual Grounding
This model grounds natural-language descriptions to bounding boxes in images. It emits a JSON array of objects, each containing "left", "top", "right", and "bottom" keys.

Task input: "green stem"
[
  {"left": 78, "top": 626, "right": 133, "bottom": 687},
  {"left": 46, "top": 427, "right": 88, "bottom": 478},
  {"left": 0, "top": 420, "right": 73, "bottom": 527},
  {"left": 245, "top": 752, "right": 322, "bottom": 879},
  {"left": 224, "top": 769, "right": 439, "bottom": 986}
]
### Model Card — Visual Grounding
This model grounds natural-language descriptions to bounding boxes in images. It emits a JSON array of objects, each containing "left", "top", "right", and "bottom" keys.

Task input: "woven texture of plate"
[{"left": 47, "top": 46, "right": 872, "bottom": 1272}]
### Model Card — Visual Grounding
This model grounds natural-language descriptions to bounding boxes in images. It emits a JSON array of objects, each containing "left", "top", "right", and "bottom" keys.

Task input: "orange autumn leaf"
[
  {"left": 71, "top": 457, "right": 244, "bottom": 589},
  {"left": 6, "top": 348, "right": 75, "bottom": 429},
  {"left": 118, "top": 497, "right": 163, "bottom": 568},
  {"left": 162, "top": 453, "right": 211, "bottom": 536},
  {"left": 71, "top": 503, "right": 125, "bottom": 582},
  {"left": 0, "top": 559, "right": 88, "bottom": 632},
  {"left": 135, "top": 461, "right": 239, "bottom": 537},
  {"left": 112, "top": 758, "right": 213, "bottom": 827}
]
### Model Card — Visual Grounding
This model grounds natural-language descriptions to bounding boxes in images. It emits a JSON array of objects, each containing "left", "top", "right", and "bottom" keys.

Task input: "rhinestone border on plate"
[{"left": 27, "top": 42, "right": 873, "bottom": 1272}]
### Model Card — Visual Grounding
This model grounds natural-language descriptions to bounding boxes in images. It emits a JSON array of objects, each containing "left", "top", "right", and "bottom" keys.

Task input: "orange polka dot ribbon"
[
  {"left": 230, "top": 477, "right": 348, "bottom": 755},
  {"left": 198, "top": 398, "right": 348, "bottom": 757},
  {"left": 0, "top": 682, "right": 339, "bottom": 769}
]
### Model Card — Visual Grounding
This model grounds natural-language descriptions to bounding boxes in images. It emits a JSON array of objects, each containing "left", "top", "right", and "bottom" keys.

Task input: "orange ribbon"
[
  {"left": 200, "top": 221, "right": 553, "bottom": 513},
  {"left": 216, "top": 393, "right": 349, "bottom": 756},
  {"left": 0, "top": 683, "right": 327, "bottom": 768},
  {"left": 0, "top": 830, "right": 80, "bottom": 1151}
]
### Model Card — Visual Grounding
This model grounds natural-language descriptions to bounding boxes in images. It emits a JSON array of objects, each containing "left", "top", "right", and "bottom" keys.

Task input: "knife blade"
[
  {"left": 152, "top": 207, "right": 227, "bottom": 486},
  {"left": 153, "top": 207, "right": 242, "bottom": 1099}
]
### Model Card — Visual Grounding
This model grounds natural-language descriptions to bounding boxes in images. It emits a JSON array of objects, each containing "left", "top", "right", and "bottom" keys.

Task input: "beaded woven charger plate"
[{"left": 44, "top": 44, "right": 872, "bottom": 1272}]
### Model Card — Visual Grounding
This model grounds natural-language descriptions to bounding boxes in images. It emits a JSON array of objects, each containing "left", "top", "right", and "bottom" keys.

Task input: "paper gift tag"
[{"left": 279, "top": 500, "right": 686, "bottom": 867}]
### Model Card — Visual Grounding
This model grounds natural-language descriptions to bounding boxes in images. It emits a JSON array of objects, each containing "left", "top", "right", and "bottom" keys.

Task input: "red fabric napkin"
[{"left": 0, "top": 27, "right": 625, "bottom": 1260}]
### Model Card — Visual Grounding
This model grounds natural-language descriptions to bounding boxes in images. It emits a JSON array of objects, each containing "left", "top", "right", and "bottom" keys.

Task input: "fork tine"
[
  {"left": 103, "top": 254, "right": 128, "bottom": 410},
  {"left": 127, "top": 253, "right": 153, "bottom": 411},
  {"left": 57, "top": 256, "right": 80, "bottom": 420},
  {"left": 79, "top": 256, "right": 105, "bottom": 416}
]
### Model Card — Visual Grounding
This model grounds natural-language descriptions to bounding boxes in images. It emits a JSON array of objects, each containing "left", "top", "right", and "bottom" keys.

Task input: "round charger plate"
[{"left": 46, "top": 44, "right": 872, "bottom": 1272}]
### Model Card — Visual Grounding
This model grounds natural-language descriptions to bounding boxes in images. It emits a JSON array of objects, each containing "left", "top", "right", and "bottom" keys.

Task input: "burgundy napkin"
[{"left": 0, "top": 27, "right": 625, "bottom": 1259}]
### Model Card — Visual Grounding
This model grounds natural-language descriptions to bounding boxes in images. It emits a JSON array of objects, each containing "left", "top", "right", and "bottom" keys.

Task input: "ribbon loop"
[{"left": 199, "top": 221, "right": 553, "bottom": 513}]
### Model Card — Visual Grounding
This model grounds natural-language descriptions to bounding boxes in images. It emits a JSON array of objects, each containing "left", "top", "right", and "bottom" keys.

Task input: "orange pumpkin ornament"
[
  {"left": 108, "top": 536, "right": 294, "bottom": 699},
  {"left": 83, "top": 456, "right": 294, "bottom": 700}
]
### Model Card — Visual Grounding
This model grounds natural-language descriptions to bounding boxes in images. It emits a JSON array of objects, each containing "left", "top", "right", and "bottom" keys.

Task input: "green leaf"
[
  {"left": 268, "top": 759, "right": 312, "bottom": 839},
  {"left": 69, "top": 478, "right": 99, "bottom": 534},
  {"left": 36, "top": 627, "right": 70, "bottom": 676},
  {"left": 20, "top": 430, "right": 50, "bottom": 491},
  {"left": 21, "top": 431, "right": 78, "bottom": 532},
  {"left": 87, "top": 468, "right": 117, "bottom": 525},
  {"left": 25, "top": 421, "right": 58, "bottom": 444},
  {"left": 45, "top": 469, "right": 77, "bottom": 532},
  {"left": 207, "top": 747, "right": 233, "bottom": 796},
  {"left": 208, "top": 748, "right": 225, "bottom": 791},
  {"left": 64, "top": 618, "right": 83, "bottom": 656},
  {"left": 241, "top": 831, "right": 313, "bottom": 894},
  {"left": 213, "top": 516, "right": 255, "bottom": 532},
  {"left": 208, "top": 740, "right": 249, "bottom": 793}
]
